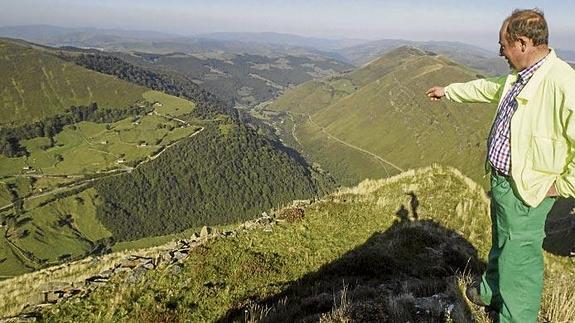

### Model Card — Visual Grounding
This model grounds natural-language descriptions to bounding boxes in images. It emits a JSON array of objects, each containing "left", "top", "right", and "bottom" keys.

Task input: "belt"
[{"left": 491, "top": 166, "right": 509, "bottom": 178}]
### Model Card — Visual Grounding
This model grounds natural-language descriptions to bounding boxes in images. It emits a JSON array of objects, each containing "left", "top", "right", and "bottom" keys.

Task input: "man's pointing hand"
[{"left": 426, "top": 86, "right": 446, "bottom": 101}]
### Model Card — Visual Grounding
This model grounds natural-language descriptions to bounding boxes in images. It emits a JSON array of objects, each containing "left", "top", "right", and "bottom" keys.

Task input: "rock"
[
  {"left": 159, "top": 252, "right": 172, "bottom": 264},
  {"left": 200, "top": 226, "right": 212, "bottom": 238},
  {"left": 177, "top": 247, "right": 190, "bottom": 254},
  {"left": 38, "top": 282, "right": 71, "bottom": 292},
  {"left": 172, "top": 251, "right": 188, "bottom": 261},
  {"left": 126, "top": 255, "right": 153, "bottom": 262},
  {"left": 222, "top": 230, "right": 236, "bottom": 237},
  {"left": 85, "top": 275, "right": 109, "bottom": 284},
  {"left": 169, "top": 263, "right": 183, "bottom": 275},
  {"left": 118, "top": 259, "right": 139, "bottom": 269},
  {"left": 242, "top": 221, "right": 257, "bottom": 230},
  {"left": 68, "top": 288, "right": 83, "bottom": 296},
  {"left": 142, "top": 261, "right": 155, "bottom": 270},
  {"left": 99, "top": 269, "right": 114, "bottom": 278},
  {"left": 44, "top": 291, "right": 63, "bottom": 304},
  {"left": 126, "top": 266, "right": 147, "bottom": 283},
  {"left": 114, "top": 267, "right": 132, "bottom": 274},
  {"left": 258, "top": 217, "right": 272, "bottom": 225}
]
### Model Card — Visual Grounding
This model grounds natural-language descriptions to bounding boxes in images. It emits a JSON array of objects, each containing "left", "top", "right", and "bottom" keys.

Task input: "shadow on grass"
[{"left": 218, "top": 200, "right": 486, "bottom": 322}]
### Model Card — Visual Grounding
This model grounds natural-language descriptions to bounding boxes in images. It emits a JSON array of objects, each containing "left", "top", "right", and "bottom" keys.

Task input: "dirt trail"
[{"left": 306, "top": 115, "right": 404, "bottom": 173}]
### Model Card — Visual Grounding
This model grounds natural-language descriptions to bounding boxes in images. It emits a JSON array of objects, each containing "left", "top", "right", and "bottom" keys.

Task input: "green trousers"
[{"left": 479, "top": 172, "right": 555, "bottom": 323}]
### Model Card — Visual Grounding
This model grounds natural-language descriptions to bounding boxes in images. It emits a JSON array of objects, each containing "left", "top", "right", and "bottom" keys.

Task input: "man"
[{"left": 426, "top": 8, "right": 575, "bottom": 323}]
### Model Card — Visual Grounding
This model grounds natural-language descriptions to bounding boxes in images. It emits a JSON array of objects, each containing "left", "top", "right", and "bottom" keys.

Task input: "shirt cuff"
[{"left": 444, "top": 85, "right": 452, "bottom": 100}]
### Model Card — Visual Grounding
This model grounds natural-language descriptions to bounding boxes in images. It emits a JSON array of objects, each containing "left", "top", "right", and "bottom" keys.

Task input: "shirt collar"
[{"left": 517, "top": 54, "right": 548, "bottom": 85}]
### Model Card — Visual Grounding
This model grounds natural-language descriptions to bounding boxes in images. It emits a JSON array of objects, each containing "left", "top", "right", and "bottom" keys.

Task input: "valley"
[{"left": 0, "top": 38, "right": 331, "bottom": 278}]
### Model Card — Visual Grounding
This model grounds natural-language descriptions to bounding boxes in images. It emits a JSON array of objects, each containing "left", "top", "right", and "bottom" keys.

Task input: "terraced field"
[
  {"left": 0, "top": 87, "right": 201, "bottom": 277},
  {"left": 0, "top": 91, "right": 198, "bottom": 177}
]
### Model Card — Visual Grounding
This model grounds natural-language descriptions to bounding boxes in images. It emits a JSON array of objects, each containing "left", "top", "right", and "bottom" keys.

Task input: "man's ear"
[{"left": 517, "top": 36, "right": 532, "bottom": 52}]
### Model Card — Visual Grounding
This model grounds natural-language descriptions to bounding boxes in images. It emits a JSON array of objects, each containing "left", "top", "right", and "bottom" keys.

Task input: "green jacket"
[{"left": 444, "top": 49, "right": 575, "bottom": 207}]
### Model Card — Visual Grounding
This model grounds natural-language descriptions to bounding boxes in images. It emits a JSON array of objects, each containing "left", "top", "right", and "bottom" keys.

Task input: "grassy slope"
[
  {"left": 35, "top": 165, "right": 575, "bottom": 322},
  {"left": 0, "top": 92, "right": 197, "bottom": 177},
  {"left": 268, "top": 47, "right": 496, "bottom": 186},
  {"left": 0, "top": 39, "right": 205, "bottom": 277},
  {"left": 0, "top": 39, "right": 149, "bottom": 126}
]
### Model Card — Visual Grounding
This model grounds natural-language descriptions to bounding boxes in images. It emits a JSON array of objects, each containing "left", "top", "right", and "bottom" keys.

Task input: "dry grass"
[
  {"left": 456, "top": 274, "right": 492, "bottom": 323},
  {"left": 540, "top": 273, "right": 575, "bottom": 323},
  {"left": 0, "top": 242, "right": 175, "bottom": 317},
  {"left": 319, "top": 285, "right": 351, "bottom": 323},
  {"left": 334, "top": 165, "right": 489, "bottom": 205}
]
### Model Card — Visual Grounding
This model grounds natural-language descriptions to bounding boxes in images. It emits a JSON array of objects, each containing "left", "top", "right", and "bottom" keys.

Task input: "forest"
[
  {"left": 67, "top": 53, "right": 238, "bottom": 119},
  {"left": 94, "top": 123, "right": 329, "bottom": 241}
]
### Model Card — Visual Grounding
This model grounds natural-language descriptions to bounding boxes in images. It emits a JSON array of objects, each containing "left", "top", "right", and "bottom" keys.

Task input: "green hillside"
[
  {"left": 336, "top": 39, "right": 509, "bottom": 76},
  {"left": 266, "top": 46, "right": 496, "bottom": 186},
  {"left": 21, "top": 166, "right": 573, "bottom": 322},
  {"left": 0, "top": 39, "right": 332, "bottom": 279},
  {"left": 94, "top": 123, "right": 331, "bottom": 241},
  {"left": 0, "top": 39, "right": 149, "bottom": 127}
]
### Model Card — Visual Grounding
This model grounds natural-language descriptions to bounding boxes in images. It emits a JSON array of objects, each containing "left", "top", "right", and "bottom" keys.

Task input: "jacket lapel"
[{"left": 516, "top": 49, "right": 557, "bottom": 104}]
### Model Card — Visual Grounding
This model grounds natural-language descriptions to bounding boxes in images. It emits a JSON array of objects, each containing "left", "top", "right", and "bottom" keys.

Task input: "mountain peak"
[
  {"left": 387, "top": 45, "right": 428, "bottom": 56},
  {"left": 361, "top": 45, "right": 428, "bottom": 69}
]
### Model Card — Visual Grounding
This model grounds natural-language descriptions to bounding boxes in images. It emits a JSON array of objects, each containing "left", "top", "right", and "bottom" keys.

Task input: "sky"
[{"left": 1, "top": 0, "right": 574, "bottom": 51}]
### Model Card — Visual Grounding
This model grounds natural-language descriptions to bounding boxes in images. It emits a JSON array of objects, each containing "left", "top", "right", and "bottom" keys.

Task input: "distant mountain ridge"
[
  {"left": 3, "top": 25, "right": 573, "bottom": 78},
  {"left": 197, "top": 31, "right": 367, "bottom": 51},
  {"left": 0, "top": 25, "right": 179, "bottom": 43}
]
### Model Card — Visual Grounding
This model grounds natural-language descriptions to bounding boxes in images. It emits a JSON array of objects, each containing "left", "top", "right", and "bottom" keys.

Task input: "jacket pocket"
[{"left": 531, "top": 136, "right": 568, "bottom": 174}]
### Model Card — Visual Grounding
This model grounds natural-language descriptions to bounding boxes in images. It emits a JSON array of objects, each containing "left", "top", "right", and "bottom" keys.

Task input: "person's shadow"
[{"left": 217, "top": 195, "right": 485, "bottom": 322}]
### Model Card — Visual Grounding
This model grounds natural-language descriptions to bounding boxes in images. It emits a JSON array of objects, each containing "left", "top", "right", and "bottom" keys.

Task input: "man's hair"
[{"left": 504, "top": 8, "right": 548, "bottom": 46}]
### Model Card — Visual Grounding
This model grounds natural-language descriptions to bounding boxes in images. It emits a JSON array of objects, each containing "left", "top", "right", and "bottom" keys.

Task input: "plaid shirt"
[{"left": 488, "top": 56, "right": 547, "bottom": 175}]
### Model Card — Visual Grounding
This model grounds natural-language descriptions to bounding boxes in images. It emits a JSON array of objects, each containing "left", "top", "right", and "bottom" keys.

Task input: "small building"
[{"left": 116, "top": 158, "right": 126, "bottom": 164}]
